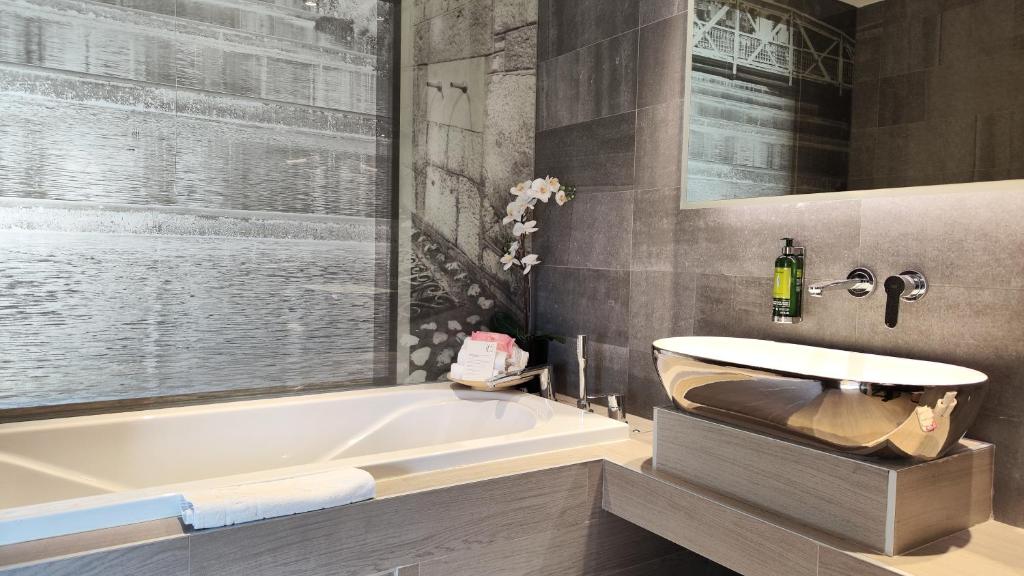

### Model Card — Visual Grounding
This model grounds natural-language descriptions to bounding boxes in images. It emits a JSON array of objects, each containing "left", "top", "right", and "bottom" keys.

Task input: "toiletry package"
[{"left": 449, "top": 332, "right": 529, "bottom": 381}]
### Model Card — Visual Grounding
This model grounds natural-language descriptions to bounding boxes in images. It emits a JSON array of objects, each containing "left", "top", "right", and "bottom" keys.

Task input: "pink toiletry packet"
[{"left": 469, "top": 331, "right": 517, "bottom": 355}]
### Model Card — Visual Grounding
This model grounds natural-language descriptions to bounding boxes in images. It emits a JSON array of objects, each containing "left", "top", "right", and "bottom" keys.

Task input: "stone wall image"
[{"left": 402, "top": 0, "right": 538, "bottom": 382}]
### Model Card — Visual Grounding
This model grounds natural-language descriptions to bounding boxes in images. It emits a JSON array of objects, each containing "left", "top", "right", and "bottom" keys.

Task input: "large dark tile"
[
  {"left": 533, "top": 265, "right": 582, "bottom": 337},
  {"left": 877, "top": 71, "right": 928, "bottom": 127},
  {"left": 878, "top": 0, "right": 912, "bottom": 78},
  {"left": 897, "top": 0, "right": 942, "bottom": 73},
  {"left": 575, "top": 268, "right": 632, "bottom": 346},
  {"left": 847, "top": 128, "right": 877, "bottom": 183},
  {"left": 577, "top": 31, "right": 640, "bottom": 126},
  {"left": 692, "top": 275, "right": 771, "bottom": 340},
  {"left": 850, "top": 79, "right": 879, "bottom": 130},
  {"left": 632, "top": 187, "right": 681, "bottom": 271},
  {"left": 878, "top": 0, "right": 941, "bottom": 76},
  {"left": 532, "top": 197, "right": 575, "bottom": 267},
  {"left": 969, "top": 53, "right": 1024, "bottom": 116},
  {"left": 628, "top": 270, "right": 695, "bottom": 352},
  {"left": 635, "top": 101, "right": 683, "bottom": 192},
  {"left": 925, "top": 65, "right": 976, "bottom": 121},
  {"left": 674, "top": 198, "right": 862, "bottom": 281},
  {"left": 872, "top": 124, "right": 910, "bottom": 181},
  {"left": 568, "top": 189, "right": 635, "bottom": 270},
  {"left": 538, "top": 32, "right": 639, "bottom": 130},
  {"left": 692, "top": 274, "right": 862, "bottom": 351},
  {"left": 533, "top": 266, "right": 631, "bottom": 347},
  {"left": 547, "top": 337, "right": 629, "bottom": 398},
  {"left": 968, "top": 0, "right": 1018, "bottom": 59},
  {"left": 939, "top": 0, "right": 1018, "bottom": 66},
  {"left": 538, "top": 0, "right": 640, "bottom": 61},
  {"left": 858, "top": 186, "right": 1024, "bottom": 290},
  {"left": 536, "top": 51, "right": 575, "bottom": 130},
  {"left": 852, "top": 24, "right": 882, "bottom": 84},
  {"left": 906, "top": 116, "right": 976, "bottom": 179},
  {"left": 939, "top": 0, "right": 975, "bottom": 67},
  {"left": 536, "top": 112, "right": 636, "bottom": 193},
  {"left": 637, "top": 12, "right": 685, "bottom": 108}
]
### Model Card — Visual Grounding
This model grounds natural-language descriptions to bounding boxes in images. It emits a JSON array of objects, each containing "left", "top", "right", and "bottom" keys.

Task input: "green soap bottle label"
[{"left": 773, "top": 267, "right": 792, "bottom": 299}]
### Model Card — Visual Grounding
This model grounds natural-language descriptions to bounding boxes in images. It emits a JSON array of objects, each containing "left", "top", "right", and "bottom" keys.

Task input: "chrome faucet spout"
[
  {"left": 808, "top": 278, "right": 861, "bottom": 296},
  {"left": 808, "top": 268, "right": 875, "bottom": 298}
]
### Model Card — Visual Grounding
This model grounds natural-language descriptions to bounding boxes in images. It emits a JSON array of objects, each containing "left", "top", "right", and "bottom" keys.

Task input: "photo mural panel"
[
  {"left": 686, "top": 0, "right": 858, "bottom": 203},
  {"left": 398, "top": 0, "right": 538, "bottom": 384},
  {"left": 0, "top": 0, "right": 395, "bottom": 410},
  {"left": 686, "top": 0, "right": 1024, "bottom": 204}
]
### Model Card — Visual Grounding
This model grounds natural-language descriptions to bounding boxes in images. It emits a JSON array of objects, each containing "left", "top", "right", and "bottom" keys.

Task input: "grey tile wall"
[
  {"left": 535, "top": 0, "right": 1024, "bottom": 528},
  {"left": 537, "top": 32, "right": 639, "bottom": 131},
  {"left": 537, "top": 0, "right": 639, "bottom": 61},
  {"left": 534, "top": 0, "right": 689, "bottom": 406},
  {"left": 848, "top": 0, "right": 1024, "bottom": 190}
]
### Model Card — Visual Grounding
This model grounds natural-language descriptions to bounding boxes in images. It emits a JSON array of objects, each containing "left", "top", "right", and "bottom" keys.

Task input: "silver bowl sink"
[{"left": 652, "top": 337, "right": 989, "bottom": 460}]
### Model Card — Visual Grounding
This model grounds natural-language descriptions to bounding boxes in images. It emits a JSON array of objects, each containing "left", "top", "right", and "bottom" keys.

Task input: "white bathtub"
[{"left": 0, "top": 383, "right": 628, "bottom": 546}]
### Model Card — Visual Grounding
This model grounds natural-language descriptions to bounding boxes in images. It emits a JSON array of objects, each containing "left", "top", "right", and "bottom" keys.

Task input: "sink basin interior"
[
  {"left": 652, "top": 337, "right": 989, "bottom": 460},
  {"left": 653, "top": 337, "right": 988, "bottom": 387}
]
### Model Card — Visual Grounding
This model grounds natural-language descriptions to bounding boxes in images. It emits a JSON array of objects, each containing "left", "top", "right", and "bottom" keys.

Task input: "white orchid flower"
[
  {"left": 521, "top": 254, "right": 541, "bottom": 274},
  {"left": 508, "top": 240, "right": 520, "bottom": 253},
  {"left": 500, "top": 252, "right": 520, "bottom": 270},
  {"left": 546, "top": 176, "right": 560, "bottom": 190},
  {"left": 555, "top": 189, "right": 568, "bottom": 206},
  {"left": 510, "top": 181, "right": 530, "bottom": 197},
  {"left": 528, "top": 178, "right": 552, "bottom": 203},
  {"left": 513, "top": 220, "right": 538, "bottom": 237},
  {"left": 502, "top": 199, "right": 528, "bottom": 224}
]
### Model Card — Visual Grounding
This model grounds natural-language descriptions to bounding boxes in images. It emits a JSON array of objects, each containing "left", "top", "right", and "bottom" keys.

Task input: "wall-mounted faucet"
[
  {"left": 576, "top": 334, "right": 589, "bottom": 412},
  {"left": 573, "top": 335, "right": 627, "bottom": 422},
  {"left": 808, "top": 268, "right": 875, "bottom": 298},
  {"left": 883, "top": 271, "right": 927, "bottom": 328},
  {"left": 425, "top": 80, "right": 443, "bottom": 93},
  {"left": 449, "top": 81, "right": 468, "bottom": 93}
]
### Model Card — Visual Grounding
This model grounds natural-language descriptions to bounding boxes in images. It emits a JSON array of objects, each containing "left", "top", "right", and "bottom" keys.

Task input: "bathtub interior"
[{"left": 0, "top": 385, "right": 555, "bottom": 510}]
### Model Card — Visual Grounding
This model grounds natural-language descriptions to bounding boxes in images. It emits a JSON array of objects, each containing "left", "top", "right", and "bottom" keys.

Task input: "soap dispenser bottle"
[{"left": 772, "top": 238, "right": 803, "bottom": 324}]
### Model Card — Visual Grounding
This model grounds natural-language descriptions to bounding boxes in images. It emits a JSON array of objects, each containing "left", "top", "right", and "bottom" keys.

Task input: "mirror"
[{"left": 683, "top": 0, "right": 1023, "bottom": 205}]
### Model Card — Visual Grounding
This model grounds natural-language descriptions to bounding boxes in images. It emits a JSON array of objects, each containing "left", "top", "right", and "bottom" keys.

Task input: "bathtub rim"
[{"left": 0, "top": 383, "right": 628, "bottom": 546}]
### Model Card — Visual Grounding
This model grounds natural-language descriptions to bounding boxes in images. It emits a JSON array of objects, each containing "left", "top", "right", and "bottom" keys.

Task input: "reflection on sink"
[{"left": 652, "top": 337, "right": 989, "bottom": 460}]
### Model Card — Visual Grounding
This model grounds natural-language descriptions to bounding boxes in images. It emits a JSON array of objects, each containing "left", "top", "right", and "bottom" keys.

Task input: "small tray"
[{"left": 447, "top": 372, "right": 535, "bottom": 391}]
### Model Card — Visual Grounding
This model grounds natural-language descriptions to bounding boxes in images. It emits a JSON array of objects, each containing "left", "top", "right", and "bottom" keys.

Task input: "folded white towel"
[{"left": 180, "top": 468, "right": 375, "bottom": 530}]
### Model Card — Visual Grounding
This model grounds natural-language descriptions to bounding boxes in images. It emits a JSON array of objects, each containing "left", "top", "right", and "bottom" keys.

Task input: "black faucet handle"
[
  {"left": 883, "top": 271, "right": 928, "bottom": 329},
  {"left": 884, "top": 275, "right": 906, "bottom": 328}
]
